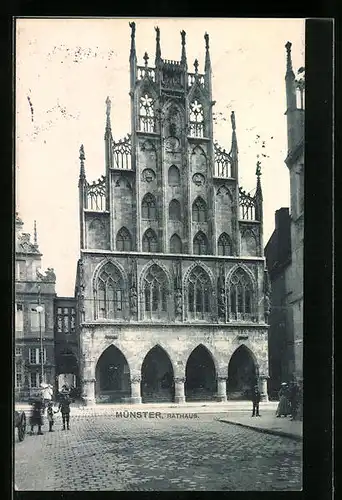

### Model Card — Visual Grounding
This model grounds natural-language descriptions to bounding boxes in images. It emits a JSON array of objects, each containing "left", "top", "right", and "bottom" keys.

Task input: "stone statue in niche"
[
  {"left": 175, "top": 289, "right": 182, "bottom": 315},
  {"left": 130, "top": 286, "right": 138, "bottom": 314},
  {"left": 192, "top": 173, "right": 205, "bottom": 186},
  {"left": 218, "top": 288, "right": 226, "bottom": 317}
]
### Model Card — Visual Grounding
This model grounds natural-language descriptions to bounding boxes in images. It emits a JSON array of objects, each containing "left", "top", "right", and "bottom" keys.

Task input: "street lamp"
[{"left": 36, "top": 287, "right": 44, "bottom": 385}]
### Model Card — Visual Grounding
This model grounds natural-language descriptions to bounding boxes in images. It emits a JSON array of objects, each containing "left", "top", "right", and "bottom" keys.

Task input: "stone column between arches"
[
  {"left": 130, "top": 375, "right": 142, "bottom": 404},
  {"left": 259, "top": 375, "right": 269, "bottom": 402},
  {"left": 174, "top": 376, "right": 186, "bottom": 403}
]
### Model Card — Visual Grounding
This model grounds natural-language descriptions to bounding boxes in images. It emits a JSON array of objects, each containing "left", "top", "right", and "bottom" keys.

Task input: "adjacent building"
[
  {"left": 15, "top": 214, "right": 57, "bottom": 400},
  {"left": 74, "top": 24, "right": 271, "bottom": 405},
  {"left": 265, "top": 42, "right": 304, "bottom": 393}
]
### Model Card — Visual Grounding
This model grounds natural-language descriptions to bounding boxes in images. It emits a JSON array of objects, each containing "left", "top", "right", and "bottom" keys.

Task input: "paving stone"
[{"left": 15, "top": 413, "right": 302, "bottom": 491}]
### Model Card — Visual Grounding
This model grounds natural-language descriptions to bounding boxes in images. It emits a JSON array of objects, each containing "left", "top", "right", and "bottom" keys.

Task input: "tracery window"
[
  {"left": 228, "top": 268, "right": 254, "bottom": 321},
  {"left": 142, "top": 229, "right": 158, "bottom": 253},
  {"left": 189, "top": 100, "right": 204, "bottom": 138},
  {"left": 193, "top": 231, "right": 208, "bottom": 255},
  {"left": 188, "top": 266, "right": 211, "bottom": 318},
  {"left": 218, "top": 233, "right": 232, "bottom": 256},
  {"left": 170, "top": 233, "right": 182, "bottom": 254},
  {"left": 192, "top": 197, "right": 207, "bottom": 223},
  {"left": 96, "top": 263, "right": 124, "bottom": 319},
  {"left": 143, "top": 265, "right": 168, "bottom": 318},
  {"left": 169, "top": 199, "right": 181, "bottom": 221},
  {"left": 168, "top": 165, "right": 180, "bottom": 186},
  {"left": 139, "top": 94, "right": 155, "bottom": 133},
  {"left": 142, "top": 193, "right": 157, "bottom": 220},
  {"left": 116, "top": 227, "right": 132, "bottom": 251}
]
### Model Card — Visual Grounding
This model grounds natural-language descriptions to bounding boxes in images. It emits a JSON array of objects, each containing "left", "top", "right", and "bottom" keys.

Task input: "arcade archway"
[
  {"left": 185, "top": 344, "right": 217, "bottom": 401},
  {"left": 95, "top": 345, "right": 131, "bottom": 403},
  {"left": 227, "top": 345, "right": 258, "bottom": 400},
  {"left": 141, "top": 346, "right": 174, "bottom": 403}
]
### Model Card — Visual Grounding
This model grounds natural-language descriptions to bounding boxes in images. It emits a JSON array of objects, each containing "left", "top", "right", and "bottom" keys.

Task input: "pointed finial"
[
  {"left": 129, "top": 21, "right": 136, "bottom": 61},
  {"left": 194, "top": 59, "right": 199, "bottom": 73},
  {"left": 143, "top": 51, "right": 149, "bottom": 67},
  {"left": 79, "top": 144, "right": 86, "bottom": 179},
  {"left": 230, "top": 111, "right": 238, "bottom": 160},
  {"left": 231, "top": 111, "right": 236, "bottom": 130},
  {"left": 256, "top": 160, "right": 262, "bottom": 177},
  {"left": 255, "top": 161, "right": 263, "bottom": 204},
  {"left": 285, "top": 41, "right": 294, "bottom": 73},
  {"left": 105, "top": 96, "right": 111, "bottom": 133},
  {"left": 155, "top": 26, "right": 161, "bottom": 64},
  {"left": 204, "top": 32, "right": 209, "bottom": 50},
  {"left": 33, "top": 220, "right": 37, "bottom": 245},
  {"left": 180, "top": 30, "right": 187, "bottom": 66}
]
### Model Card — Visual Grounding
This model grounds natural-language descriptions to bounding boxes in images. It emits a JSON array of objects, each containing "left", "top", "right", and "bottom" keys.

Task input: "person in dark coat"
[
  {"left": 29, "top": 398, "right": 44, "bottom": 435},
  {"left": 251, "top": 384, "right": 261, "bottom": 417},
  {"left": 58, "top": 394, "right": 71, "bottom": 430}
]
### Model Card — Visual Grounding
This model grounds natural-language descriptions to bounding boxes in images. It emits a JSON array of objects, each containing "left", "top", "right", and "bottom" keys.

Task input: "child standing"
[{"left": 47, "top": 402, "right": 58, "bottom": 432}]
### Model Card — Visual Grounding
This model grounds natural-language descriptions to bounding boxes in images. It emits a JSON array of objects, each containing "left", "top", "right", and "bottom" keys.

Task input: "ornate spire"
[
  {"left": 155, "top": 26, "right": 161, "bottom": 65},
  {"left": 230, "top": 111, "right": 238, "bottom": 159},
  {"left": 180, "top": 30, "right": 187, "bottom": 67},
  {"left": 33, "top": 220, "right": 37, "bottom": 246},
  {"left": 79, "top": 144, "right": 86, "bottom": 181},
  {"left": 129, "top": 21, "right": 136, "bottom": 61},
  {"left": 204, "top": 32, "right": 211, "bottom": 72},
  {"left": 285, "top": 41, "right": 295, "bottom": 78},
  {"left": 255, "top": 161, "right": 263, "bottom": 201},
  {"left": 105, "top": 96, "right": 111, "bottom": 136}
]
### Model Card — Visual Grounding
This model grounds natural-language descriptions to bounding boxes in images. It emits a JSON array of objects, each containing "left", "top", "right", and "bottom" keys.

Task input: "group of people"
[
  {"left": 276, "top": 381, "right": 301, "bottom": 420},
  {"left": 29, "top": 383, "right": 72, "bottom": 435}
]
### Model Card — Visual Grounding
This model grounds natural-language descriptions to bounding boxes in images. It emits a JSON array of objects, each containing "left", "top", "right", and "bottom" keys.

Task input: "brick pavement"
[{"left": 15, "top": 413, "right": 302, "bottom": 491}]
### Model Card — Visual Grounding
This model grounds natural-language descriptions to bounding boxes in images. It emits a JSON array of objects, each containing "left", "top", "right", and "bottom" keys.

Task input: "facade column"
[
  {"left": 259, "top": 376, "right": 269, "bottom": 402},
  {"left": 82, "top": 378, "right": 96, "bottom": 405},
  {"left": 130, "top": 376, "right": 142, "bottom": 404},
  {"left": 174, "top": 377, "right": 186, "bottom": 404},
  {"left": 216, "top": 376, "right": 227, "bottom": 402}
]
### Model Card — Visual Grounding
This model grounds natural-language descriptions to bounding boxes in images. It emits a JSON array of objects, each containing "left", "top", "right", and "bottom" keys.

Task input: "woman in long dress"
[{"left": 276, "top": 383, "right": 291, "bottom": 417}]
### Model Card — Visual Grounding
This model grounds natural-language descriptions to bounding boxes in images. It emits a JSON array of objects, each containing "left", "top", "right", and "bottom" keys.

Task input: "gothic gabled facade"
[{"left": 75, "top": 23, "right": 270, "bottom": 405}]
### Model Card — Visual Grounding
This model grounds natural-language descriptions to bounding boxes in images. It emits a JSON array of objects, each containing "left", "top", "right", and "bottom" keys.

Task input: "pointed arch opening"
[
  {"left": 192, "top": 197, "right": 207, "bottom": 222},
  {"left": 168, "top": 165, "right": 180, "bottom": 186},
  {"left": 187, "top": 265, "right": 212, "bottom": 320},
  {"left": 142, "top": 229, "right": 159, "bottom": 253},
  {"left": 95, "top": 262, "right": 125, "bottom": 319},
  {"left": 139, "top": 93, "right": 155, "bottom": 133},
  {"left": 193, "top": 231, "right": 209, "bottom": 255},
  {"left": 185, "top": 345, "right": 217, "bottom": 401},
  {"left": 228, "top": 267, "right": 255, "bottom": 321},
  {"left": 227, "top": 345, "right": 258, "bottom": 400},
  {"left": 189, "top": 100, "right": 204, "bottom": 138},
  {"left": 141, "top": 345, "right": 174, "bottom": 403},
  {"left": 95, "top": 345, "right": 131, "bottom": 403},
  {"left": 142, "top": 193, "right": 157, "bottom": 220},
  {"left": 241, "top": 229, "right": 258, "bottom": 256},
  {"left": 143, "top": 264, "right": 168, "bottom": 319},
  {"left": 170, "top": 233, "right": 182, "bottom": 254},
  {"left": 116, "top": 227, "right": 132, "bottom": 251},
  {"left": 169, "top": 199, "right": 181, "bottom": 221},
  {"left": 218, "top": 232, "right": 232, "bottom": 256}
]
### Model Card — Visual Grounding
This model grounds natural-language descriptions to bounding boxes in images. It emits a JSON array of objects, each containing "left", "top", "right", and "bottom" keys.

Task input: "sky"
[{"left": 16, "top": 18, "right": 305, "bottom": 297}]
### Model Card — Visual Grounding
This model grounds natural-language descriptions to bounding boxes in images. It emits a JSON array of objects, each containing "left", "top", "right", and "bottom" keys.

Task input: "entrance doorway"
[
  {"left": 141, "top": 346, "right": 174, "bottom": 403},
  {"left": 227, "top": 345, "right": 258, "bottom": 400},
  {"left": 185, "top": 344, "right": 217, "bottom": 401},
  {"left": 95, "top": 345, "right": 131, "bottom": 403}
]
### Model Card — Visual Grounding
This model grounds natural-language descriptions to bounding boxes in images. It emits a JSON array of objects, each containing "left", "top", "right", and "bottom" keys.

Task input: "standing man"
[
  {"left": 251, "top": 383, "right": 261, "bottom": 417},
  {"left": 58, "top": 393, "right": 71, "bottom": 430}
]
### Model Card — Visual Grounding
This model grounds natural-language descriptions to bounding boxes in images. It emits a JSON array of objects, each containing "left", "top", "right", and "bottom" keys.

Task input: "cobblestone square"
[{"left": 15, "top": 412, "right": 302, "bottom": 491}]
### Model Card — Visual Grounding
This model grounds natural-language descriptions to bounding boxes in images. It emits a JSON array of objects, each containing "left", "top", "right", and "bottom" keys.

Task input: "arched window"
[
  {"left": 189, "top": 100, "right": 204, "bottom": 138},
  {"left": 96, "top": 262, "right": 124, "bottom": 319},
  {"left": 228, "top": 268, "right": 254, "bottom": 321},
  {"left": 218, "top": 233, "right": 232, "bottom": 256},
  {"left": 192, "top": 197, "right": 207, "bottom": 222},
  {"left": 168, "top": 165, "right": 180, "bottom": 186},
  {"left": 144, "top": 265, "right": 168, "bottom": 317},
  {"left": 193, "top": 231, "right": 208, "bottom": 255},
  {"left": 116, "top": 227, "right": 132, "bottom": 251},
  {"left": 169, "top": 199, "right": 181, "bottom": 221},
  {"left": 170, "top": 234, "right": 182, "bottom": 254},
  {"left": 188, "top": 266, "right": 211, "bottom": 318},
  {"left": 142, "top": 193, "right": 157, "bottom": 220},
  {"left": 142, "top": 229, "right": 158, "bottom": 253},
  {"left": 139, "top": 93, "right": 155, "bottom": 133}
]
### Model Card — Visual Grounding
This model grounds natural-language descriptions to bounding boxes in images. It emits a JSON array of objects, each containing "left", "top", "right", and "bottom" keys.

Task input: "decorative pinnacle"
[
  {"left": 181, "top": 30, "right": 186, "bottom": 46},
  {"left": 180, "top": 30, "right": 187, "bottom": 66},
  {"left": 79, "top": 144, "right": 85, "bottom": 161},
  {"left": 194, "top": 59, "right": 199, "bottom": 73},
  {"left": 204, "top": 32, "right": 209, "bottom": 50},
  {"left": 285, "top": 41, "right": 293, "bottom": 73},
  {"left": 155, "top": 26, "right": 161, "bottom": 62},
  {"left": 79, "top": 144, "right": 86, "bottom": 179},
  {"left": 129, "top": 21, "right": 136, "bottom": 60},
  {"left": 33, "top": 220, "right": 37, "bottom": 245},
  {"left": 256, "top": 160, "right": 262, "bottom": 177},
  {"left": 105, "top": 96, "right": 111, "bottom": 132},
  {"left": 231, "top": 111, "right": 236, "bottom": 130},
  {"left": 143, "top": 51, "right": 149, "bottom": 67}
]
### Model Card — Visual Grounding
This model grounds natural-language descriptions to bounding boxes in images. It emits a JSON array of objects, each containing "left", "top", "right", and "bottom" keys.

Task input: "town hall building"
[{"left": 74, "top": 23, "right": 270, "bottom": 405}]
